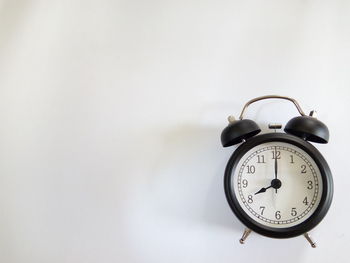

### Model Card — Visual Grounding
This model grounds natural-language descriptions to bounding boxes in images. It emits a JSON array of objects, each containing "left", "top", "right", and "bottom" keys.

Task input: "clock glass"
[{"left": 232, "top": 141, "right": 323, "bottom": 228}]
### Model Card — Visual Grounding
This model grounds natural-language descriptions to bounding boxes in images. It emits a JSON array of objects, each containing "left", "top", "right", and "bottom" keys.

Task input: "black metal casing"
[{"left": 224, "top": 133, "right": 333, "bottom": 238}]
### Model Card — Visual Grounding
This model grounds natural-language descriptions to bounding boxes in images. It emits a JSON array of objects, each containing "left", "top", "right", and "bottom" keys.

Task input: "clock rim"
[{"left": 224, "top": 133, "right": 333, "bottom": 238}]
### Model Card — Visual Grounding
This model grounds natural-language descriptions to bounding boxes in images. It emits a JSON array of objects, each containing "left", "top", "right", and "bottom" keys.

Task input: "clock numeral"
[
  {"left": 242, "top": 179, "right": 248, "bottom": 188},
  {"left": 301, "top": 164, "right": 307, "bottom": 174},
  {"left": 259, "top": 206, "right": 265, "bottom": 215},
  {"left": 303, "top": 196, "right": 309, "bottom": 206},
  {"left": 290, "top": 155, "right": 294, "bottom": 163},
  {"left": 257, "top": 155, "right": 265, "bottom": 163},
  {"left": 291, "top": 207, "right": 297, "bottom": 216},
  {"left": 246, "top": 165, "right": 256, "bottom": 174},
  {"left": 272, "top": 150, "right": 281, "bottom": 160},
  {"left": 307, "top": 180, "right": 313, "bottom": 189},
  {"left": 275, "top": 210, "right": 281, "bottom": 220},
  {"left": 247, "top": 195, "right": 253, "bottom": 204}
]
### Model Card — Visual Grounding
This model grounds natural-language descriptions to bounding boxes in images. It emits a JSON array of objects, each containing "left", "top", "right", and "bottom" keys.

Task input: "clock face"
[{"left": 231, "top": 141, "right": 323, "bottom": 228}]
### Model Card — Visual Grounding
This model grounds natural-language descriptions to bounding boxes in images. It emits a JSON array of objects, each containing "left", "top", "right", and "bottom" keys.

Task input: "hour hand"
[
  {"left": 255, "top": 179, "right": 282, "bottom": 195},
  {"left": 255, "top": 186, "right": 272, "bottom": 195}
]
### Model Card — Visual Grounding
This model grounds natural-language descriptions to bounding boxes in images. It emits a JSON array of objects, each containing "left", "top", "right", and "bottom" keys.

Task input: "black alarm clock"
[{"left": 221, "top": 95, "right": 333, "bottom": 247}]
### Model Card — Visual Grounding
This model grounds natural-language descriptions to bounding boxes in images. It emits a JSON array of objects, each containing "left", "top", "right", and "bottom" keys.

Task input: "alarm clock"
[{"left": 221, "top": 95, "right": 333, "bottom": 247}]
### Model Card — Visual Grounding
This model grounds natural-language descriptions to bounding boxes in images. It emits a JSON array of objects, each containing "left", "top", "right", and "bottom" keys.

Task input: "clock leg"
[
  {"left": 239, "top": 228, "right": 252, "bottom": 244},
  {"left": 303, "top": 232, "right": 316, "bottom": 248}
]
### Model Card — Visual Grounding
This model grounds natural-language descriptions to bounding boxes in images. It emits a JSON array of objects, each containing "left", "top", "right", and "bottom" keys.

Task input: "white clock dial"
[{"left": 232, "top": 142, "right": 323, "bottom": 228}]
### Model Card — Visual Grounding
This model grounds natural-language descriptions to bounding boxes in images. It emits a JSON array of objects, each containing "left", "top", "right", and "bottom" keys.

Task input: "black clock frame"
[{"left": 224, "top": 133, "right": 333, "bottom": 238}]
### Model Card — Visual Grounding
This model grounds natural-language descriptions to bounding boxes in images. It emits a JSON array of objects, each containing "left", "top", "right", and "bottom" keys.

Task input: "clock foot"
[
  {"left": 303, "top": 233, "right": 316, "bottom": 248},
  {"left": 239, "top": 228, "right": 252, "bottom": 244}
]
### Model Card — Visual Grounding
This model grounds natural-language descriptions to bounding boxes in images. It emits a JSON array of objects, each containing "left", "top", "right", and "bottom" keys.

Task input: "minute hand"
[{"left": 274, "top": 147, "right": 278, "bottom": 193}]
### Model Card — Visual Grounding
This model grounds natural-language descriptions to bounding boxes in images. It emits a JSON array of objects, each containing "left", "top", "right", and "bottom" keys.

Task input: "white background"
[{"left": 0, "top": 1, "right": 349, "bottom": 262}]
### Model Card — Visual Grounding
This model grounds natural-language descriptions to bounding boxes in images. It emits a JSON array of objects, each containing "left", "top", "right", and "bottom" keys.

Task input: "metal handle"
[{"left": 238, "top": 95, "right": 306, "bottom": 120}]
